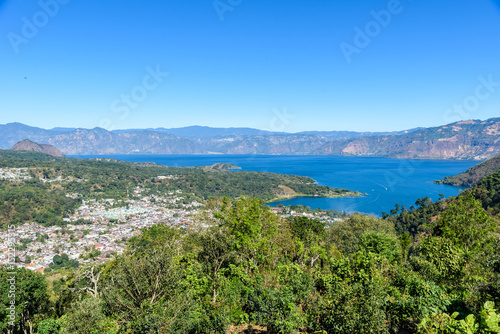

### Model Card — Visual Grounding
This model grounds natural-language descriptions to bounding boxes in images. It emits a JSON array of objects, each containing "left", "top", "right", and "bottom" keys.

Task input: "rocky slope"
[
  {"left": 315, "top": 119, "right": 500, "bottom": 160},
  {"left": 11, "top": 139, "right": 65, "bottom": 157},
  {"left": 0, "top": 118, "right": 499, "bottom": 159}
]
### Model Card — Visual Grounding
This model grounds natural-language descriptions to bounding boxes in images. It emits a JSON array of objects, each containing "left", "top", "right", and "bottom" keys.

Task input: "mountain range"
[{"left": 0, "top": 118, "right": 499, "bottom": 159}]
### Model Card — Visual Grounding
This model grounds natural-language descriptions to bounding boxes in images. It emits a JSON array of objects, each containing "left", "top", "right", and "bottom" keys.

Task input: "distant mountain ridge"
[
  {"left": 0, "top": 118, "right": 499, "bottom": 159},
  {"left": 112, "top": 125, "right": 421, "bottom": 140}
]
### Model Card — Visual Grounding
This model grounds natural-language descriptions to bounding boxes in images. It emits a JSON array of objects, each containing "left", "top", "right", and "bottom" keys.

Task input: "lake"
[{"left": 71, "top": 155, "right": 478, "bottom": 216}]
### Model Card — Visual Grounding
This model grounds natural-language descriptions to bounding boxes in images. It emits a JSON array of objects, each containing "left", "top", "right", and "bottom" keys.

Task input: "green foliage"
[
  {"left": 36, "top": 318, "right": 61, "bottom": 334},
  {"left": 101, "top": 236, "right": 197, "bottom": 333},
  {"left": 435, "top": 154, "right": 500, "bottom": 187},
  {"left": 472, "top": 170, "right": 500, "bottom": 216},
  {"left": 409, "top": 236, "right": 466, "bottom": 286},
  {"left": 59, "top": 298, "right": 110, "bottom": 334},
  {"left": 0, "top": 179, "right": 77, "bottom": 228},
  {"left": 192, "top": 299, "right": 231, "bottom": 334},
  {"left": 194, "top": 227, "right": 235, "bottom": 303},
  {"left": 247, "top": 286, "right": 305, "bottom": 334},
  {"left": 386, "top": 196, "right": 440, "bottom": 236},
  {"left": 400, "top": 232, "right": 411, "bottom": 261},
  {"left": 434, "top": 192, "right": 495, "bottom": 258},
  {"left": 80, "top": 246, "right": 101, "bottom": 261},
  {"left": 359, "top": 230, "right": 401, "bottom": 263},
  {"left": 0, "top": 164, "right": 497, "bottom": 333},
  {"left": 388, "top": 270, "right": 451, "bottom": 331},
  {"left": 217, "top": 197, "right": 281, "bottom": 271},
  {"left": 418, "top": 301, "right": 500, "bottom": 334},
  {"left": 289, "top": 217, "right": 326, "bottom": 267},
  {"left": 127, "top": 223, "right": 182, "bottom": 254},
  {"left": 0, "top": 267, "right": 49, "bottom": 334},
  {"left": 50, "top": 253, "right": 79, "bottom": 270},
  {"left": 479, "top": 301, "right": 500, "bottom": 332},
  {"left": 306, "top": 253, "right": 391, "bottom": 333},
  {"left": 329, "top": 213, "right": 397, "bottom": 255},
  {"left": 276, "top": 263, "right": 315, "bottom": 302}
]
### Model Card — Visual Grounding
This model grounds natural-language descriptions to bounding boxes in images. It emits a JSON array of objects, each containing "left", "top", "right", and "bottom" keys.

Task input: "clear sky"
[{"left": 1, "top": 0, "right": 499, "bottom": 132}]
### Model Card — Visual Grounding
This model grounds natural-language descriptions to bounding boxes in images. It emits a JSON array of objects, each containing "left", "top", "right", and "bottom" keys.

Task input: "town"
[{"left": 0, "top": 169, "right": 341, "bottom": 273}]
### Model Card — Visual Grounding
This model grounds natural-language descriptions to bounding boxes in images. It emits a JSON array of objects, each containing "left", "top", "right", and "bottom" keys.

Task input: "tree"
[
  {"left": 0, "top": 267, "right": 49, "bottom": 334},
  {"left": 195, "top": 228, "right": 235, "bottom": 304},
  {"left": 216, "top": 197, "right": 280, "bottom": 272},
  {"left": 435, "top": 192, "right": 495, "bottom": 259},
  {"left": 53, "top": 255, "right": 63, "bottom": 266},
  {"left": 127, "top": 223, "right": 181, "bottom": 254},
  {"left": 101, "top": 239, "right": 194, "bottom": 331},
  {"left": 329, "top": 213, "right": 396, "bottom": 255},
  {"left": 36, "top": 318, "right": 61, "bottom": 334},
  {"left": 409, "top": 236, "right": 466, "bottom": 286},
  {"left": 59, "top": 298, "right": 105, "bottom": 334},
  {"left": 359, "top": 231, "right": 401, "bottom": 263},
  {"left": 80, "top": 246, "right": 102, "bottom": 261},
  {"left": 399, "top": 232, "right": 411, "bottom": 263},
  {"left": 289, "top": 217, "right": 326, "bottom": 267},
  {"left": 77, "top": 265, "right": 104, "bottom": 298}
]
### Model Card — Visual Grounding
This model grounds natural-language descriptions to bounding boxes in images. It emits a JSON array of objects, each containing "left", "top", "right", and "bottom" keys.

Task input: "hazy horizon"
[
  {"left": 1, "top": 1, "right": 499, "bottom": 132},
  {"left": 2, "top": 116, "right": 498, "bottom": 134}
]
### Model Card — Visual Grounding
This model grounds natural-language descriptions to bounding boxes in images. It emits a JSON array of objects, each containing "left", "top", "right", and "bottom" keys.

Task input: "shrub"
[{"left": 359, "top": 231, "right": 401, "bottom": 263}]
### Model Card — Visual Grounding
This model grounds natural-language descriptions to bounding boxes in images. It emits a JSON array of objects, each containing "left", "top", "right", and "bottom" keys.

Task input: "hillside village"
[{"left": 0, "top": 168, "right": 336, "bottom": 272}]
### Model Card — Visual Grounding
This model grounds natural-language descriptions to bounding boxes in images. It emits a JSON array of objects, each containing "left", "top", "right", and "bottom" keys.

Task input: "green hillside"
[
  {"left": 2, "top": 170, "right": 500, "bottom": 333},
  {"left": 0, "top": 150, "right": 357, "bottom": 228},
  {"left": 435, "top": 154, "right": 500, "bottom": 187},
  {"left": 386, "top": 169, "right": 500, "bottom": 236}
]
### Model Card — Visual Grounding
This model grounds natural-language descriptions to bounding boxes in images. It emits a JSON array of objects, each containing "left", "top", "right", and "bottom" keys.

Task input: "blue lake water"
[{"left": 71, "top": 155, "right": 478, "bottom": 216}]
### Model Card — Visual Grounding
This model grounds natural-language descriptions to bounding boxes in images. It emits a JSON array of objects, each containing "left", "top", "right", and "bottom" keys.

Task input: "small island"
[
  {"left": 269, "top": 184, "right": 362, "bottom": 203},
  {"left": 198, "top": 163, "right": 242, "bottom": 171}
]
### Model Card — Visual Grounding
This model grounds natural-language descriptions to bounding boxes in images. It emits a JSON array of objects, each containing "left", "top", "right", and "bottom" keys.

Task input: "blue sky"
[{"left": 0, "top": 0, "right": 499, "bottom": 132}]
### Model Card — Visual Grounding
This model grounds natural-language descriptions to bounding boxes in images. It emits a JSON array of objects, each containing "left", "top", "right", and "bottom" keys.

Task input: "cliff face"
[
  {"left": 11, "top": 139, "right": 65, "bottom": 157},
  {"left": 1, "top": 118, "right": 499, "bottom": 159},
  {"left": 315, "top": 119, "right": 500, "bottom": 160}
]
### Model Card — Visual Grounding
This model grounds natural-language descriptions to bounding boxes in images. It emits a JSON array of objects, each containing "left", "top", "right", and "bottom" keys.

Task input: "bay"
[{"left": 71, "top": 155, "right": 478, "bottom": 216}]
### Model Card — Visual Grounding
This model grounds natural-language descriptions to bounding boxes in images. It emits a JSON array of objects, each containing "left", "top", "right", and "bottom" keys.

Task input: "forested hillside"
[
  {"left": 1, "top": 162, "right": 499, "bottom": 333},
  {"left": 435, "top": 154, "right": 500, "bottom": 187},
  {"left": 386, "top": 170, "right": 500, "bottom": 236},
  {"left": 0, "top": 151, "right": 356, "bottom": 228}
]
